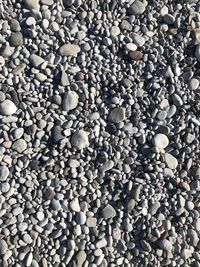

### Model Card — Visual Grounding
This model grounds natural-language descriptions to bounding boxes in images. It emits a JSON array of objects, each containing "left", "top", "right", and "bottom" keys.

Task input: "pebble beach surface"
[{"left": 0, "top": 0, "right": 200, "bottom": 266}]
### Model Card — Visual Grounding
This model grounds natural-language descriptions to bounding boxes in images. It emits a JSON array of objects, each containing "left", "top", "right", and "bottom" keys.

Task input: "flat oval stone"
[
  {"left": 102, "top": 204, "right": 116, "bottom": 219},
  {"left": 0, "top": 240, "right": 8, "bottom": 255},
  {"left": 129, "top": 0, "right": 146, "bottom": 15}
]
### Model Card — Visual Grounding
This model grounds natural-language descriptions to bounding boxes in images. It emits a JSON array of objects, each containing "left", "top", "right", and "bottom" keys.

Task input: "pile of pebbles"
[{"left": 0, "top": 0, "right": 200, "bottom": 266}]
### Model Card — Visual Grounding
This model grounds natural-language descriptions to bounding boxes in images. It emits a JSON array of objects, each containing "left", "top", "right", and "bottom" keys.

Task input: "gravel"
[{"left": 0, "top": 1, "right": 199, "bottom": 266}]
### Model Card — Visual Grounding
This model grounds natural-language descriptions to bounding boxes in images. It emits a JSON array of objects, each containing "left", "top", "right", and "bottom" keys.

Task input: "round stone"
[
  {"left": 110, "top": 26, "right": 120, "bottom": 37},
  {"left": 70, "top": 198, "right": 81, "bottom": 212},
  {"left": 159, "top": 239, "right": 172, "bottom": 251},
  {"left": 71, "top": 130, "right": 89, "bottom": 150},
  {"left": 152, "top": 134, "right": 169, "bottom": 149},
  {"left": 0, "top": 240, "right": 8, "bottom": 255},
  {"left": 0, "top": 100, "right": 17, "bottom": 116},
  {"left": 188, "top": 78, "right": 199, "bottom": 90}
]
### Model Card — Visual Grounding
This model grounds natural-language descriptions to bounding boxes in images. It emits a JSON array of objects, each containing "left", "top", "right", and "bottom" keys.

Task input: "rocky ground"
[{"left": 0, "top": 0, "right": 200, "bottom": 266}]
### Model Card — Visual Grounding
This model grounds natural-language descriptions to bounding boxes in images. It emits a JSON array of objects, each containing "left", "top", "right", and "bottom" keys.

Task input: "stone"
[
  {"left": 73, "top": 251, "right": 87, "bottom": 267},
  {"left": 152, "top": 133, "right": 169, "bottom": 149},
  {"left": 0, "top": 100, "right": 17, "bottom": 115},
  {"left": 44, "top": 188, "right": 55, "bottom": 200},
  {"left": 96, "top": 238, "right": 107, "bottom": 249},
  {"left": 9, "top": 19, "right": 21, "bottom": 32},
  {"left": 41, "top": 0, "right": 54, "bottom": 5},
  {"left": 163, "top": 14, "right": 175, "bottom": 25},
  {"left": 59, "top": 44, "right": 81, "bottom": 57},
  {"left": 29, "top": 54, "right": 45, "bottom": 68},
  {"left": 51, "top": 126, "right": 64, "bottom": 143},
  {"left": 62, "top": 91, "right": 79, "bottom": 111},
  {"left": 129, "top": 0, "right": 146, "bottom": 15},
  {"left": 51, "top": 199, "right": 61, "bottom": 211},
  {"left": 126, "top": 199, "right": 136, "bottom": 212},
  {"left": 0, "top": 166, "right": 9, "bottom": 182},
  {"left": 164, "top": 153, "right": 178, "bottom": 169},
  {"left": 129, "top": 51, "right": 143, "bottom": 60},
  {"left": 0, "top": 240, "right": 8, "bottom": 255},
  {"left": 25, "top": 252, "right": 33, "bottom": 267},
  {"left": 109, "top": 107, "right": 126, "bottom": 123},
  {"left": 76, "top": 212, "right": 86, "bottom": 225},
  {"left": 61, "top": 70, "right": 70, "bottom": 86},
  {"left": 70, "top": 198, "right": 81, "bottom": 212},
  {"left": 120, "top": 20, "right": 132, "bottom": 31},
  {"left": 188, "top": 78, "right": 199, "bottom": 90},
  {"left": 24, "top": 0, "right": 40, "bottom": 10},
  {"left": 99, "top": 160, "right": 114, "bottom": 172},
  {"left": 132, "top": 35, "right": 145, "bottom": 47},
  {"left": 195, "top": 44, "right": 200, "bottom": 61},
  {"left": 71, "top": 130, "right": 89, "bottom": 150},
  {"left": 86, "top": 217, "right": 97, "bottom": 228},
  {"left": 110, "top": 26, "right": 120, "bottom": 37},
  {"left": 172, "top": 94, "right": 183, "bottom": 106},
  {"left": 159, "top": 239, "right": 172, "bottom": 251},
  {"left": 102, "top": 204, "right": 116, "bottom": 219},
  {"left": 10, "top": 32, "right": 23, "bottom": 47},
  {"left": 126, "top": 43, "right": 137, "bottom": 51},
  {"left": 12, "top": 139, "right": 27, "bottom": 153}
]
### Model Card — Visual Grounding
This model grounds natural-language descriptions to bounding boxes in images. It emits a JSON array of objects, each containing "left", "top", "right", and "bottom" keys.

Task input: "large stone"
[
  {"left": 0, "top": 240, "right": 8, "bottom": 255},
  {"left": 109, "top": 107, "right": 126, "bottom": 123},
  {"left": 0, "top": 100, "right": 17, "bottom": 116},
  {"left": 164, "top": 153, "right": 178, "bottom": 169},
  {"left": 102, "top": 204, "right": 116, "bottom": 219},
  {"left": 0, "top": 166, "right": 9, "bottom": 181},
  {"left": 152, "top": 133, "right": 169, "bottom": 149},
  {"left": 59, "top": 44, "right": 81, "bottom": 57},
  {"left": 159, "top": 239, "right": 172, "bottom": 251},
  {"left": 129, "top": 0, "right": 146, "bottom": 15},
  {"left": 29, "top": 54, "right": 45, "bottom": 68},
  {"left": 10, "top": 32, "right": 24, "bottom": 47},
  {"left": 71, "top": 130, "right": 89, "bottom": 150},
  {"left": 73, "top": 251, "right": 87, "bottom": 267},
  {"left": 12, "top": 139, "right": 27, "bottom": 153},
  {"left": 62, "top": 91, "right": 79, "bottom": 111}
]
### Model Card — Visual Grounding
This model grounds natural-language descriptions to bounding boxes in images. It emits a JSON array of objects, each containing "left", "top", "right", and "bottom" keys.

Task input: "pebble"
[
  {"left": 126, "top": 43, "right": 137, "bottom": 51},
  {"left": 70, "top": 198, "right": 81, "bottom": 212},
  {"left": 132, "top": 35, "right": 145, "bottom": 47},
  {"left": 0, "top": 240, "right": 8, "bottom": 255},
  {"left": 24, "top": 0, "right": 40, "bottom": 10},
  {"left": 86, "top": 217, "right": 97, "bottom": 228},
  {"left": 195, "top": 45, "right": 200, "bottom": 61},
  {"left": 59, "top": 44, "right": 81, "bottom": 57},
  {"left": 164, "top": 153, "right": 178, "bottom": 169},
  {"left": 71, "top": 130, "right": 89, "bottom": 150},
  {"left": 129, "top": 0, "right": 146, "bottom": 15},
  {"left": 96, "top": 238, "right": 107, "bottom": 249},
  {"left": 73, "top": 251, "right": 87, "bottom": 267},
  {"left": 109, "top": 107, "right": 126, "bottom": 123},
  {"left": 12, "top": 139, "right": 27, "bottom": 153},
  {"left": 0, "top": 100, "right": 17, "bottom": 116},
  {"left": 0, "top": 166, "right": 9, "bottom": 182},
  {"left": 62, "top": 91, "right": 79, "bottom": 111},
  {"left": 159, "top": 239, "right": 173, "bottom": 251},
  {"left": 76, "top": 211, "right": 86, "bottom": 225},
  {"left": 129, "top": 51, "right": 143, "bottom": 60},
  {"left": 102, "top": 204, "right": 116, "bottom": 219},
  {"left": 188, "top": 78, "right": 199, "bottom": 90},
  {"left": 30, "top": 54, "right": 45, "bottom": 68},
  {"left": 152, "top": 133, "right": 169, "bottom": 149},
  {"left": 10, "top": 32, "right": 23, "bottom": 47},
  {"left": 110, "top": 26, "right": 120, "bottom": 37}
]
